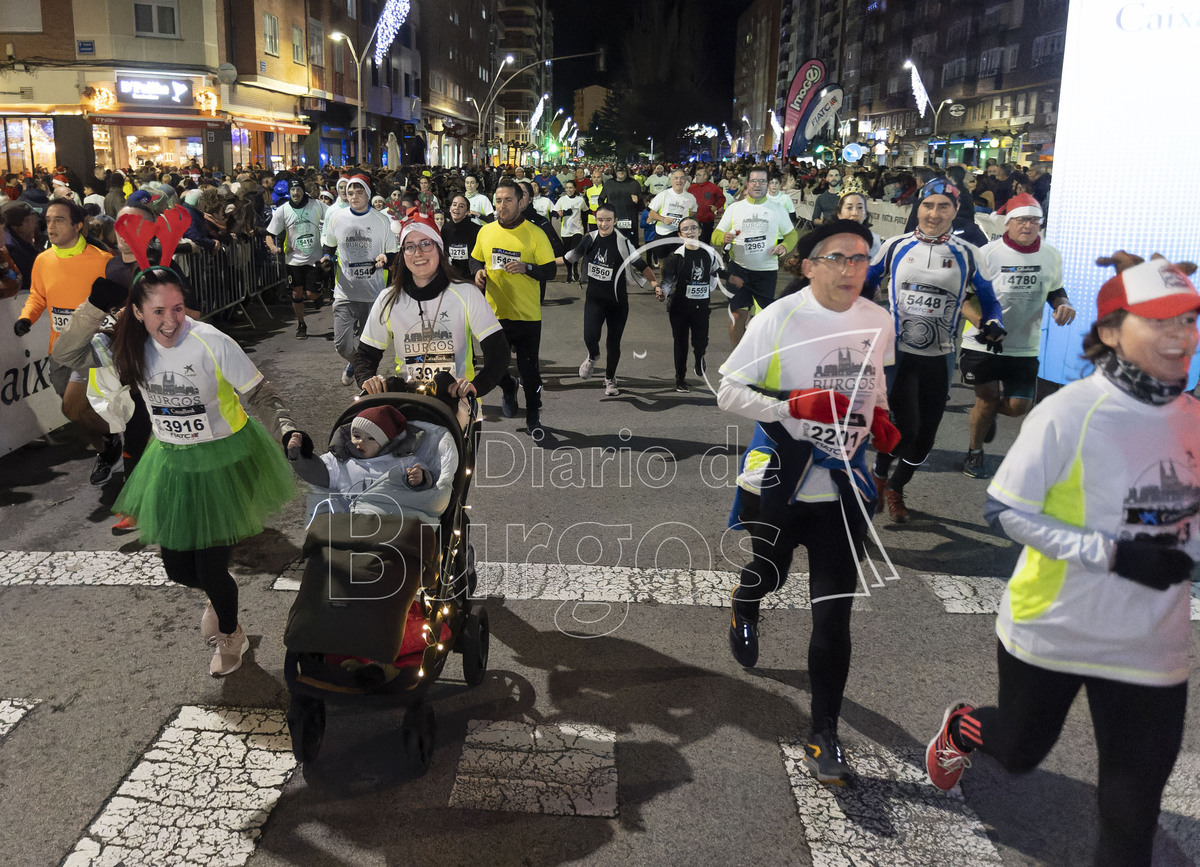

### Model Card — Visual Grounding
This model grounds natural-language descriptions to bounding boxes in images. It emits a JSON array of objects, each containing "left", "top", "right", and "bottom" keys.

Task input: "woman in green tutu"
[{"left": 108, "top": 266, "right": 301, "bottom": 677}]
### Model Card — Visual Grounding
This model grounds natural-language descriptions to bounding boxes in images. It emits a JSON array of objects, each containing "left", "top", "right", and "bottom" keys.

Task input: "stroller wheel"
[
  {"left": 460, "top": 605, "right": 490, "bottom": 687},
  {"left": 402, "top": 702, "right": 437, "bottom": 776},
  {"left": 287, "top": 694, "right": 326, "bottom": 764}
]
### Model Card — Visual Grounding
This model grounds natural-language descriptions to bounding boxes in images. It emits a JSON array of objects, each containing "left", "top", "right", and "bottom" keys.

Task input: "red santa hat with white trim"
[
  {"left": 399, "top": 211, "right": 443, "bottom": 251},
  {"left": 997, "top": 192, "right": 1042, "bottom": 222}
]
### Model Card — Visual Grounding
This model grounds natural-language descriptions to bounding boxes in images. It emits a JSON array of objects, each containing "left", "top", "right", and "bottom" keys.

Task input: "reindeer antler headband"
[{"left": 114, "top": 206, "right": 191, "bottom": 275}]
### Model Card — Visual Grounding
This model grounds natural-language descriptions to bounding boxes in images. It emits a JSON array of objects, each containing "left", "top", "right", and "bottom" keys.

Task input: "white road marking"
[
  {"left": 449, "top": 719, "right": 618, "bottom": 817},
  {"left": 0, "top": 551, "right": 168, "bottom": 587},
  {"left": 921, "top": 573, "right": 1200, "bottom": 621},
  {"left": 273, "top": 559, "right": 873, "bottom": 610},
  {"left": 780, "top": 738, "right": 1002, "bottom": 866},
  {"left": 0, "top": 698, "right": 39, "bottom": 742},
  {"left": 62, "top": 706, "right": 296, "bottom": 867}
]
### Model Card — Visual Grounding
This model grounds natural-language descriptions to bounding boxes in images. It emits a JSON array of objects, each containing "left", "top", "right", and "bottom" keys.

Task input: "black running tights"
[
  {"left": 668, "top": 299, "right": 710, "bottom": 381},
  {"left": 874, "top": 350, "right": 948, "bottom": 492},
  {"left": 583, "top": 295, "right": 629, "bottom": 381},
  {"left": 966, "top": 643, "right": 1186, "bottom": 867},
  {"left": 498, "top": 319, "right": 543, "bottom": 409},
  {"left": 733, "top": 500, "right": 863, "bottom": 733},
  {"left": 159, "top": 545, "right": 238, "bottom": 635}
]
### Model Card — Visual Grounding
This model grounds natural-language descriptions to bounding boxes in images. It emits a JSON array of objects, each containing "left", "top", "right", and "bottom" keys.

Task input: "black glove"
[
  {"left": 319, "top": 257, "right": 334, "bottom": 273},
  {"left": 975, "top": 319, "right": 1007, "bottom": 354},
  {"left": 282, "top": 430, "right": 313, "bottom": 461},
  {"left": 13, "top": 318, "right": 31, "bottom": 337},
  {"left": 1112, "top": 539, "right": 1194, "bottom": 591},
  {"left": 89, "top": 277, "right": 129, "bottom": 312}
]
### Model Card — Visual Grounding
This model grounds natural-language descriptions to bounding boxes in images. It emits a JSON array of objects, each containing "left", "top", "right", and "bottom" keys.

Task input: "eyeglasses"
[
  {"left": 1010, "top": 216, "right": 1041, "bottom": 226},
  {"left": 678, "top": 225, "right": 701, "bottom": 234},
  {"left": 403, "top": 238, "right": 437, "bottom": 255},
  {"left": 811, "top": 253, "right": 871, "bottom": 269}
]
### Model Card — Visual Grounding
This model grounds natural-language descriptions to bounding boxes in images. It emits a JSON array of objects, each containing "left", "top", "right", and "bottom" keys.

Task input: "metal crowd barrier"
[{"left": 173, "top": 239, "right": 286, "bottom": 324}]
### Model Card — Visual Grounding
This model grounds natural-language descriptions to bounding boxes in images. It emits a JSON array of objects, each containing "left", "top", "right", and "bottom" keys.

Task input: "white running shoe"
[
  {"left": 208, "top": 625, "right": 249, "bottom": 677},
  {"left": 604, "top": 378, "right": 619, "bottom": 396},
  {"left": 579, "top": 356, "right": 596, "bottom": 380}
]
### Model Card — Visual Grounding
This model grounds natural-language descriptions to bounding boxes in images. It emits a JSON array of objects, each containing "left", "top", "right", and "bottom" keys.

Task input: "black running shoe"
[
  {"left": 295, "top": 321, "right": 308, "bottom": 340},
  {"left": 728, "top": 594, "right": 760, "bottom": 667},
  {"left": 501, "top": 381, "right": 519, "bottom": 418},
  {"left": 695, "top": 356, "right": 706, "bottom": 378},
  {"left": 984, "top": 417, "right": 998, "bottom": 444},
  {"left": 90, "top": 435, "right": 124, "bottom": 486},
  {"left": 804, "top": 729, "right": 852, "bottom": 786}
]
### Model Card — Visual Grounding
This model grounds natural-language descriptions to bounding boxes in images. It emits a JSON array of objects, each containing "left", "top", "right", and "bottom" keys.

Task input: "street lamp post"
[
  {"left": 470, "top": 54, "right": 514, "bottom": 167},
  {"left": 930, "top": 98, "right": 954, "bottom": 168},
  {"left": 331, "top": 31, "right": 369, "bottom": 164}
]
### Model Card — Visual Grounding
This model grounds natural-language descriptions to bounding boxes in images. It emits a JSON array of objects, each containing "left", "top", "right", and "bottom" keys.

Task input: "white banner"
[{"left": 1, "top": 294, "right": 68, "bottom": 455}]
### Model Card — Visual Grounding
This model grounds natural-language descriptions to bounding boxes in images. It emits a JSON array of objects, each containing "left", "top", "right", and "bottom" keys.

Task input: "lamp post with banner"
[
  {"left": 331, "top": 0, "right": 411, "bottom": 165},
  {"left": 903, "top": 59, "right": 957, "bottom": 169}
]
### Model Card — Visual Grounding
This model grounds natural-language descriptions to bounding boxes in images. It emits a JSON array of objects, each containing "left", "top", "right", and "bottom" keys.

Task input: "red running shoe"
[{"left": 926, "top": 702, "right": 976, "bottom": 790}]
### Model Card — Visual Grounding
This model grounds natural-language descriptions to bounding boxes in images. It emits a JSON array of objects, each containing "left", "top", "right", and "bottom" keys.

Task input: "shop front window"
[
  {"left": 29, "top": 118, "right": 55, "bottom": 169},
  {"left": 93, "top": 124, "right": 115, "bottom": 169},
  {"left": 6, "top": 120, "right": 30, "bottom": 173}
]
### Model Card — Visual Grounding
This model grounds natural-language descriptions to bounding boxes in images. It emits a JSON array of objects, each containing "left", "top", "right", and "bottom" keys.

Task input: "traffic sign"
[{"left": 948, "top": 103, "right": 966, "bottom": 117}]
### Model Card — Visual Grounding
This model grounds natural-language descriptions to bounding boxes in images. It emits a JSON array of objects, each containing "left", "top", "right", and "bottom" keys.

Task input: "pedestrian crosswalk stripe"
[
  {"left": 921, "top": 573, "right": 1200, "bottom": 620},
  {"left": 780, "top": 738, "right": 1002, "bottom": 865},
  {"left": 0, "top": 551, "right": 167, "bottom": 587},
  {"left": 0, "top": 698, "right": 39, "bottom": 743},
  {"left": 62, "top": 706, "right": 295, "bottom": 867},
  {"left": 273, "top": 559, "right": 874, "bottom": 610},
  {"left": 448, "top": 720, "right": 618, "bottom": 817}
]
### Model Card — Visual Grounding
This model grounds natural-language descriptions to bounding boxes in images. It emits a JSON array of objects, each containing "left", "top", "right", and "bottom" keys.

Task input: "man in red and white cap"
[
  {"left": 50, "top": 174, "right": 81, "bottom": 206},
  {"left": 320, "top": 173, "right": 398, "bottom": 385},
  {"left": 959, "top": 192, "right": 1075, "bottom": 478}
]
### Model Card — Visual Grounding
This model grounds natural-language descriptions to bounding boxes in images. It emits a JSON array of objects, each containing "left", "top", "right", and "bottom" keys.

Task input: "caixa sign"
[{"left": 116, "top": 75, "right": 194, "bottom": 106}]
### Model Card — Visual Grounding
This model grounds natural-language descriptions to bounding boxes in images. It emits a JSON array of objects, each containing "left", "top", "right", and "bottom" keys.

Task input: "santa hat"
[
  {"left": 345, "top": 173, "right": 371, "bottom": 194},
  {"left": 52, "top": 174, "right": 70, "bottom": 188},
  {"left": 1097, "top": 259, "right": 1200, "bottom": 320},
  {"left": 399, "top": 211, "right": 443, "bottom": 250},
  {"left": 998, "top": 192, "right": 1042, "bottom": 222},
  {"left": 351, "top": 405, "right": 407, "bottom": 448}
]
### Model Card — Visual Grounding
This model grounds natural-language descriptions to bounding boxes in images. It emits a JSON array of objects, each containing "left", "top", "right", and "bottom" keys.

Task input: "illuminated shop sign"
[{"left": 115, "top": 76, "right": 194, "bottom": 106}]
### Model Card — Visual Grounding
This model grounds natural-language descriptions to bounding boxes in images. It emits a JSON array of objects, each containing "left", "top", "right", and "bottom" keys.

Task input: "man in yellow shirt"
[{"left": 471, "top": 178, "right": 557, "bottom": 435}]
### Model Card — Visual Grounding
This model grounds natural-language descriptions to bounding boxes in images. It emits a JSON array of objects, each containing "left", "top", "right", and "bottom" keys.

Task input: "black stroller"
[{"left": 282, "top": 390, "right": 487, "bottom": 775}]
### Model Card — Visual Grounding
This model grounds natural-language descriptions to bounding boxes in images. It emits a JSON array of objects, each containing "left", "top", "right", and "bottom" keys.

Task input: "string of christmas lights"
[
  {"left": 909, "top": 64, "right": 931, "bottom": 118},
  {"left": 375, "top": 0, "right": 412, "bottom": 66}
]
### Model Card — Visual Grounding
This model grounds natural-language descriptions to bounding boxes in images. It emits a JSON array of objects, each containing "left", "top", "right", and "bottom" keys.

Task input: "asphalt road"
[{"left": 1, "top": 278, "right": 1198, "bottom": 867}]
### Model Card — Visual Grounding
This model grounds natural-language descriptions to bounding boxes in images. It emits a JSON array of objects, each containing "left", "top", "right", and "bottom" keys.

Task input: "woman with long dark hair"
[
  {"left": 109, "top": 266, "right": 299, "bottom": 677},
  {"left": 926, "top": 256, "right": 1200, "bottom": 866},
  {"left": 352, "top": 212, "right": 509, "bottom": 398}
]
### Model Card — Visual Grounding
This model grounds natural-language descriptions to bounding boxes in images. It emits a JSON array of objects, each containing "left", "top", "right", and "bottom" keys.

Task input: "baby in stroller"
[{"left": 288, "top": 404, "right": 459, "bottom": 525}]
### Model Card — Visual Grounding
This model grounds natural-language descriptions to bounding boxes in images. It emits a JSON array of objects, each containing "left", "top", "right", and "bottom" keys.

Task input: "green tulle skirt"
[{"left": 114, "top": 418, "right": 296, "bottom": 550}]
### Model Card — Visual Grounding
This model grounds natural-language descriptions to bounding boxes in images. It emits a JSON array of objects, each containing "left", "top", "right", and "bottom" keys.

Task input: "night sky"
[{"left": 547, "top": 0, "right": 755, "bottom": 125}]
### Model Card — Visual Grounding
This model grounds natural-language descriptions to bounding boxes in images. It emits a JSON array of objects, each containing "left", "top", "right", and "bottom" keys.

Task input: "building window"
[
  {"left": 309, "top": 18, "right": 324, "bottom": 67},
  {"left": 292, "top": 25, "right": 305, "bottom": 64},
  {"left": 1004, "top": 45, "right": 1020, "bottom": 71},
  {"left": 979, "top": 47, "right": 1003, "bottom": 76},
  {"left": 263, "top": 14, "right": 279, "bottom": 56},
  {"left": 134, "top": 1, "right": 178, "bottom": 38},
  {"left": 347, "top": 0, "right": 356, "bottom": 18},
  {"left": 1032, "top": 29, "right": 1066, "bottom": 66},
  {"left": 404, "top": 72, "right": 413, "bottom": 97},
  {"left": 941, "top": 56, "right": 967, "bottom": 85},
  {"left": 947, "top": 17, "right": 971, "bottom": 45},
  {"left": 333, "top": 40, "right": 344, "bottom": 74}
]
